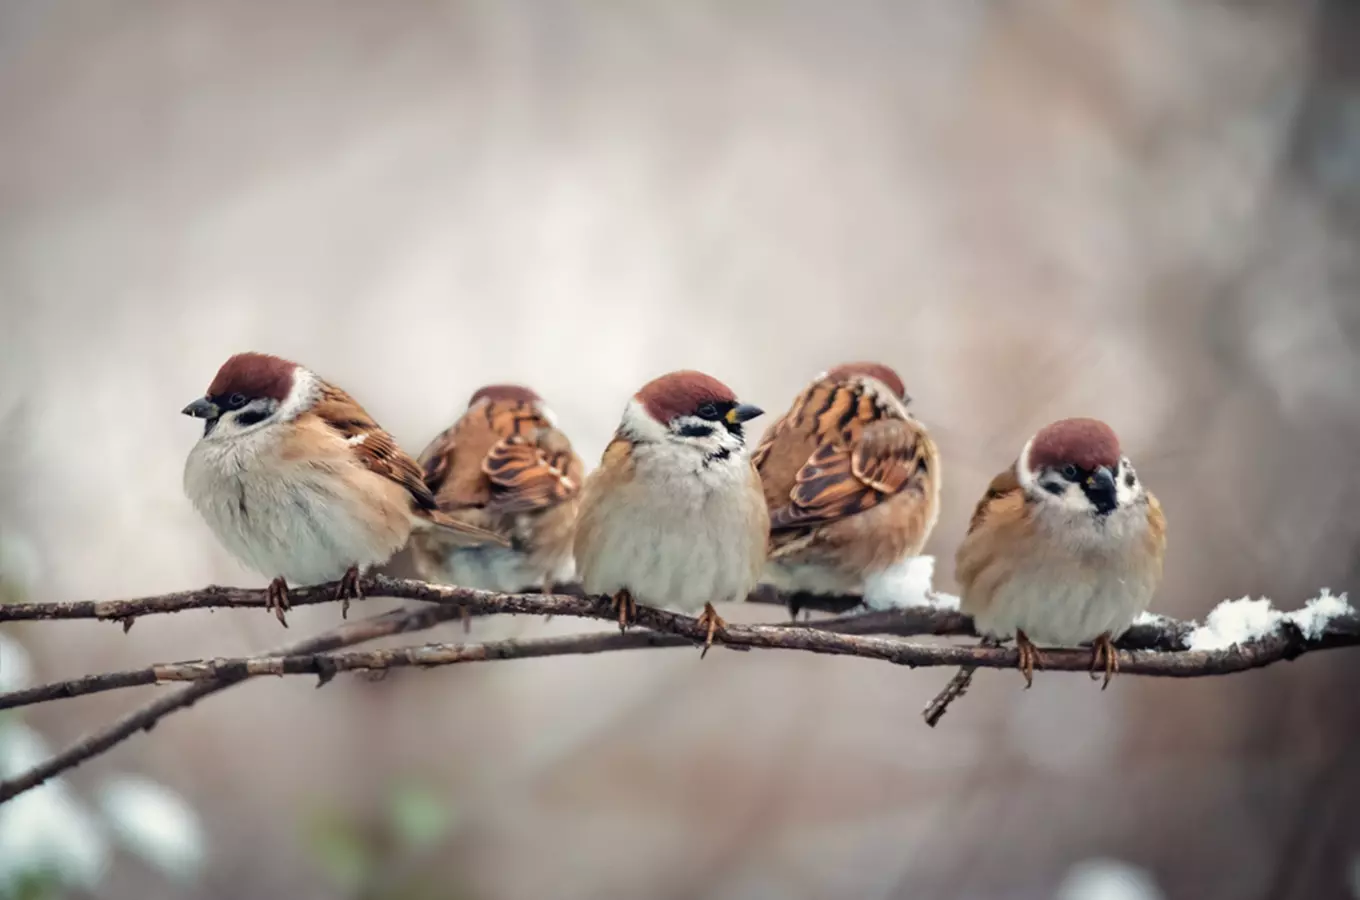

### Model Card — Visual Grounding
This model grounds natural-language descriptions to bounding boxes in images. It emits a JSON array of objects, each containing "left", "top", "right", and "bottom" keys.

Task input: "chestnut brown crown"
[
  {"left": 468, "top": 384, "right": 542, "bottom": 408},
  {"left": 825, "top": 361, "right": 907, "bottom": 401},
  {"left": 636, "top": 370, "right": 739, "bottom": 424},
  {"left": 205, "top": 352, "right": 298, "bottom": 405},
  {"left": 1028, "top": 417, "right": 1121, "bottom": 472}
]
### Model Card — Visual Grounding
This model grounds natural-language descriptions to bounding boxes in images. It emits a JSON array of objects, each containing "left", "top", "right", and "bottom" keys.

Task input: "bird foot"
[
  {"left": 1089, "top": 631, "right": 1119, "bottom": 689},
  {"left": 336, "top": 565, "right": 363, "bottom": 619},
  {"left": 612, "top": 589, "right": 636, "bottom": 633},
  {"left": 1016, "top": 630, "right": 1044, "bottom": 688},
  {"left": 266, "top": 577, "right": 291, "bottom": 628},
  {"left": 696, "top": 602, "right": 727, "bottom": 659}
]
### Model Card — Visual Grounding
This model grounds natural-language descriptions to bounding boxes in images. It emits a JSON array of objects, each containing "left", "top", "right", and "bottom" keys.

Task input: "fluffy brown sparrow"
[
  {"left": 752, "top": 362, "right": 940, "bottom": 613},
  {"left": 408, "top": 384, "right": 584, "bottom": 594},
  {"left": 926, "top": 417, "right": 1166, "bottom": 723},
  {"left": 573, "top": 370, "right": 770, "bottom": 653},
  {"left": 182, "top": 352, "right": 505, "bottom": 625}
]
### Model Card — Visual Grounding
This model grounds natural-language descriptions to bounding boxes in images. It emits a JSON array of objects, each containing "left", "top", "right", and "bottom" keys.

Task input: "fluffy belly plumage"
[
  {"left": 186, "top": 452, "right": 406, "bottom": 586},
  {"left": 431, "top": 545, "right": 572, "bottom": 593},
  {"left": 580, "top": 495, "right": 762, "bottom": 613},
  {"left": 970, "top": 568, "right": 1155, "bottom": 647},
  {"left": 760, "top": 561, "right": 861, "bottom": 596}
]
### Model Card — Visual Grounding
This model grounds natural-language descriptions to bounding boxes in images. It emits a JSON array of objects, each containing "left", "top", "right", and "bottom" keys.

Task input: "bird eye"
[
  {"left": 1061, "top": 464, "right": 1079, "bottom": 480},
  {"left": 696, "top": 403, "right": 720, "bottom": 420},
  {"left": 229, "top": 393, "right": 247, "bottom": 409}
]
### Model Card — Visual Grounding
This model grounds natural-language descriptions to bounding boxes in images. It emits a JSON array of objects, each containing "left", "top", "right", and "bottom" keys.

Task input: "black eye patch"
[
  {"left": 676, "top": 422, "right": 715, "bottom": 439},
  {"left": 235, "top": 407, "right": 271, "bottom": 427}
]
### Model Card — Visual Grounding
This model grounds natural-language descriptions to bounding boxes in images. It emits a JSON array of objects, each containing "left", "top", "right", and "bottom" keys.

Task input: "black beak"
[
  {"left": 726, "top": 403, "right": 764, "bottom": 425},
  {"left": 183, "top": 397, "right": 220, "bottom": 436},
  {"left": 182, "top": 397, "right": 219, "bottom": 419},
  {"left": 1083, "top": 466, "right": 1118, "bottom": 515}
]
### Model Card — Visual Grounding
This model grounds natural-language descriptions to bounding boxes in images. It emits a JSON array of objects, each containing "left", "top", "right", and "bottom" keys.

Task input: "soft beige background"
[{"left": 2, "top": 1, "right": 1359, "bottom": 898}]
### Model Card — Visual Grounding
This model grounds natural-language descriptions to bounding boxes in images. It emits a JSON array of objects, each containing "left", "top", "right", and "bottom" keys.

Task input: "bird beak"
[
  {"left": 182, "top": 397, "right": 219, "bottom": 419},
  {"left": 1084, "top": 466, "right": 1118, "bottom": 514},
  {"left": 1085, "top": 467, "right": 1116, "bottom": 493},
  {"left": 726, "top": 403, "right": 764, "bottom": 424}
]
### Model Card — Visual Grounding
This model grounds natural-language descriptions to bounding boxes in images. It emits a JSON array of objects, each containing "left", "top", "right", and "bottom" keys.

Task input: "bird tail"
[{"left": 412, "top": 509, "right": 511, "bottom": 548}]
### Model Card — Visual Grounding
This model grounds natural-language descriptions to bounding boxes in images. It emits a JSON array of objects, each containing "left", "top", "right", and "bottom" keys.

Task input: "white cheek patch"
[
  {"left": 346, "top": 433, "right": 367, "bottom": 447},
  {"left": 619, "top": 398, "right": 668, "bottom": 444},
  {"left": 1114, "top": 457, "right": 1143, "bottom": 506},
  {"left": 1016, "top": 439, "right": 1037, "bottom": 492},
  {"left": 1054, "top": 483, "right": 1094, "bottom": 513}
]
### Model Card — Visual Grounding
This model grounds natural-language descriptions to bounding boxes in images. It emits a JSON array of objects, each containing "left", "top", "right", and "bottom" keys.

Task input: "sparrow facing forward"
[
  {"left": 950, "top": 417, "right": 1166, "bottom": 693},
  {"left": 409, "top": 384, "right": 584, "bottom": 594},
  {"left": 752, "top": 362, "right": 940, "bottom": 614},
  {"left": 182, "top": 352, "right": 504, "bottom": 625},
  {"left": 573, "top": 370, "right": 770, "bottom": 653}
]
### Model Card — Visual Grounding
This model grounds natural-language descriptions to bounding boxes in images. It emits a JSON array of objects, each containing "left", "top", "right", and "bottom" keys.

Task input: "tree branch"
[
  {"left": 0, "top": 575, "right": 1195, "bottom": 647},
  {"left": 2, "top": 576, "right": 1353, "bottom": 806},
  {"left": 5, "top": 595, "right": 1357, "bottom": 716},
  {"left": 0, "top": 602, "right": 466, "bottom": 803}
]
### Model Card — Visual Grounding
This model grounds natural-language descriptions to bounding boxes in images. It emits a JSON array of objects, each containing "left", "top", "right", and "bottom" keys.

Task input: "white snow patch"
[
  {"left": 1056, "top": 859, "right": 1165, "bottom": 900},
  {"left": 1288, "top": 589, "right": 1351, "bottom": 640},
  {"left": 863, "top": 555, "right": 958, "bottom": 611},
  {"left": 1186, "top": 590, "right": 1353, "bottom": 651},
  {"left": 1186, "top": 597, "right": 1282, "bottom": 651},
  {"left": 1133, "top": 610, "right": 1175, "bottom": 628},
  {"left": 99, "top": 775, "right": 207, "bottom": 881}
]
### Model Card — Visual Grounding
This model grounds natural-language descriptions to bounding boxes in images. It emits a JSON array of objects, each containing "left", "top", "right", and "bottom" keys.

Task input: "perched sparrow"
[
  {"left": 182, "top": 352, "right": 505, "bottom": 625},
  {"left": 752, "top": 362, "right": 940, "bottom": 613},
  {"left": 409, "top": 384, "right": 584, "bottom": 595},
  {"left": 573, "top": 370, "right": 770, "bottom": 653},
  {"left": 925, "top": 417, "right": 1166, "bottom": 724}
]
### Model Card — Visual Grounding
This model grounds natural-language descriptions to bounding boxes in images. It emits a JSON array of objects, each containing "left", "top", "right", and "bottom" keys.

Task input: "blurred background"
[{"left": 2, "top": 1, "right": 1359, "bottom": 897}]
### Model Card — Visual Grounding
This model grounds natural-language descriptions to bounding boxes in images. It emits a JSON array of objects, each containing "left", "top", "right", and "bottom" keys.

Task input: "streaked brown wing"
[
  {"left": 312, "top": 384, "right": 439, "bottom": 512},
  {"left": 769, "top": 419, "right": 928, "bottom": 531},
  {"left": 482, "top": 432, "right": 581, "bottom": 514}
]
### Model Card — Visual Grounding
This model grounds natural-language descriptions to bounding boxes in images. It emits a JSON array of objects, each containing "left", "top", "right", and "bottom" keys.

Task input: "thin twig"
[{"left": 0, "top": 602, "right": 465, "bottom": 803}]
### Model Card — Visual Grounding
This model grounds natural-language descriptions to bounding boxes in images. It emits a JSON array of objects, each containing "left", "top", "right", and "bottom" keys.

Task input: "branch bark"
[
  {"left": 0, "top": 575, "right": 1194, "bottom": 648},
  {"left": 2, "top": 575, "right": 1355, "bottom": 806}
]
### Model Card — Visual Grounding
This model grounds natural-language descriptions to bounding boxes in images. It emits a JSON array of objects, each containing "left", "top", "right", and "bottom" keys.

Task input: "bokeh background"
[{"left": 2, "top": 1, "right": 1359, "bottom": 898}]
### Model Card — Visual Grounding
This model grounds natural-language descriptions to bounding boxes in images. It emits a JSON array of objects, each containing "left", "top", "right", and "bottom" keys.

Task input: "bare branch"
[
  {"left": 2, "top": 575, "right": 1354, "bottom": 806},
  {"left": 0, "top": 602, "right": 466, "bottom": 803},
  {"left": 5, "top": 597, "right": 1357, "bottom": 715},
  {"left": 0, "top": 575, "right": 1193, "bottom": 648}
]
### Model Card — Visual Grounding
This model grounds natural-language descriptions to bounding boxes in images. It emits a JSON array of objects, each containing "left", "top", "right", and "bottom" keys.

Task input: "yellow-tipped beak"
[{"left": 726, "top": 403, "right": 764, "bottom": 425}]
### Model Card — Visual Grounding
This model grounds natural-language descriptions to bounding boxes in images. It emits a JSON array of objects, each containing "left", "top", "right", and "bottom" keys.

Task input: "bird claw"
[
  {"left": 335, "top": 565, "right": 363, "bottom": 619},
  {"left": 267, "top": 577, "right": 291, "bottom": 628},
  {"left": 1089, "top": 631, "right": 1119, "bottom": 689},
  {"left": 612, "top": 590, "right": 636, "bottom": 633},
  {"left": 696, "top": 602, "right": 727, "bottom": 659},
  {"left": 1015, "top": 630, "right": 1044, "bottom": 688}
]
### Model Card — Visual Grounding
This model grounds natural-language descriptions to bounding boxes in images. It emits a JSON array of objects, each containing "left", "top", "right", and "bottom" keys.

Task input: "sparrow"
[
  {"left": 409, "top": 384, "right": 584, "bottom": 596},
  {"left": 752, "top": 362, "right": 940, "bottom": 614},
  {"left": 182, "top": 352, "right": 505, "bottom": 625},
  {"left": 573, "top": 370, "right": 770, "bottom": 653},
  {"left": 926, "top": 417, "right": 1166, "bottom": 723}
]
